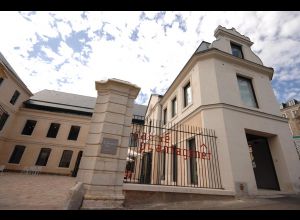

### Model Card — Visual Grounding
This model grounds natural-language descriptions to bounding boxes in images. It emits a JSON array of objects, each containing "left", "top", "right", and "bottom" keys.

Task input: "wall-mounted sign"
[
  {"left": 101, "top": 138, "right": 118, "bottom": 155},
  {"left": 131, "top": 132, "right": 212, "bottom": 160}
]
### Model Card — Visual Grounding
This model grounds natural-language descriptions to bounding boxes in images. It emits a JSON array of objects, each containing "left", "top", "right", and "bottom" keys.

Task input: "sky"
[{"left": 0, "top": 11, "right": 299, "bottom": 105}]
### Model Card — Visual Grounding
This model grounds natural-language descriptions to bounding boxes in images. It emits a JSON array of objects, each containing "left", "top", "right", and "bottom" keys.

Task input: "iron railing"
[{"left": 124, "top": 119, "right": 222, "bottom": 189}]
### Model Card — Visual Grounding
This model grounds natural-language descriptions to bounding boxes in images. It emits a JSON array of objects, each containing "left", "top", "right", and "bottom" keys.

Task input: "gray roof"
[
  {"left": 195, "top": 41, "right": 211, "bottom": 53},
  {"left": 27, "top": 89, "right": 147, "bottom": 117},
  {"left": 0, "top": 52, "right": 32, "bottom": 95}
]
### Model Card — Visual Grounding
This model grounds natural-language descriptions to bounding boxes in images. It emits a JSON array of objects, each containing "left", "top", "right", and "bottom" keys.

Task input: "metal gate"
[{"left": 124, "top": 118, "right": 222, "bottom": 189}]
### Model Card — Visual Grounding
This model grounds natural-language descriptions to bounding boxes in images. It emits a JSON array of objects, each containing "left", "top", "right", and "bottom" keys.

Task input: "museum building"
[{"left": 1, "top": 26, "right": 300, "bottom": 198}]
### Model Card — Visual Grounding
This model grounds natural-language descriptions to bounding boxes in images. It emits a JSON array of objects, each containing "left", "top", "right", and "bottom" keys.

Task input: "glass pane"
[
  {"left": 184, "top": 83, "right": 192, "bottom": 107},
  {"left": 231, "top": 44, "right": 243, "bottom": 58},
  {"left": 237, "top": 77, "right": 257, "bottom": 108},
  {"left": 172, "top": 98, "right": 177, "bottom": 116},
  {"left": 186, "top": 86, "right": 192, "bottom": 105}
]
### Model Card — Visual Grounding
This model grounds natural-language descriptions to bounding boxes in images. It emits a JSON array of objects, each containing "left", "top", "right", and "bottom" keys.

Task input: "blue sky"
[{"left": 0, "top": 11, "right": 299, "bottom": 105}]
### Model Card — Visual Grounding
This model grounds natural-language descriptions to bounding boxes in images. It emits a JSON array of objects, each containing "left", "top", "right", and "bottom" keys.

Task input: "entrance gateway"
[{"left": 246, "top": 134, "right": 280, "bottom": 191}]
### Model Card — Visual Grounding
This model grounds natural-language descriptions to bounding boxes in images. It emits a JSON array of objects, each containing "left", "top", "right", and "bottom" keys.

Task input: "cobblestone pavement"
[
  {"left": 0, "top": 172, "right": 76, "bottom": 210},
  {"left": 1, "top": 172, "right": 300, "bottom": 210}
]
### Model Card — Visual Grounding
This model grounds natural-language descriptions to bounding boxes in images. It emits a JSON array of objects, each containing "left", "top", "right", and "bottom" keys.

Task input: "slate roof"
[
  {"left": 24, "top": 89, "right": 147, "bottom": 117},
  {"left": 194, "top": 41, "right": 211, "bottom": 54}
]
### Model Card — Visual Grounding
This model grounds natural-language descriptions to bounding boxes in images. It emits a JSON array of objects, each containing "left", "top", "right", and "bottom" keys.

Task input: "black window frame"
[
  {"left": 21, "top": 120, "right": 37, "bottom": 136},
  {"left": 172, "top": 144, "right": 178, "bottom": 182},
  {"left": 35, "top": 148, "right": 51, "bottom": 166},
  {"left": 8, "top": 145, "right": 26, "bottom": 164},
  {"left": 163, "top": 108, "right": 167, "bottom": 125},
  {"left": 231, "top": 42, "right": 244, "bottom": 59},
  {"left": 183, "top": 82, "right": 192, "bottom": 108},
  {"left": 171, "top": 97, "right": 177, "bottom": 117},
  {"left": 149, "top": 120, "right": 152, "bottom": 133},
  {"left": 46, "top": 123, "right": 60, "bottom": 138},
  {"left": 161, "top": 149, "right": 166, "bottom": 180},
  {"left": 59, "top": 150, "right": 73, "bottom": 168},
  {"left": 0, "top": 77, "right": 3, "bottom": 86},
  {"left": 10, "top": 90, "right": 20, "bottom": 105},
  {"left": 67, "top": 125, "right": 80, "bottom": 141},
  {"left": 188, "top": 138, "right": 198, "bottom": 185},
  {"left": 129, "top": 132, "right": 138, "bottom": 147},
  {"left": 0, "top": 112, "right": 9, "bottom": 131},
  {"left": 237, "top": 75, "right": 259, "bottom": 108}
]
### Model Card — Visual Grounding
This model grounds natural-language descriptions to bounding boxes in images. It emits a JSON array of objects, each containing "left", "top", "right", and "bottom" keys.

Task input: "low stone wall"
[
  {"left": 123, "top": 190, "right": 235, "bottom": 206},
  {"left": 64, "top": 182, "right": 85, "bottom": 210},
  {"left": 123, "top": 184, "right": 235, "bottom": 206}
]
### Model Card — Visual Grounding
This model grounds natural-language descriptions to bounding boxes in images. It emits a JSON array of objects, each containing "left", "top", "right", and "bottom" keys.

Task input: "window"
[
  {"left": 163, "top": 108, "right": 167, "bottom": 125},
  {"left": 161, "top": 150, "right": 166, "bottom": 180},
  {"left": 237, "top": 75, "right": 258, "bottom": 108},
  {"left": 288, "top": 100, "right": 295, "bottom": 106},
  {"left": 21, "top": 120, "right": 37, "bottom": 135},
  {"left": 292, "top": 110, "right": 298, "bottom": 118},
  {"left": 188, "top": 138, "right": 198, "bottom": 185},
  {"left": 231, "top": 42, "right": 244, "bottom": 59},
  {"left": 10, "top": 90, "right": 20, "bottom": 105},
  {"left": 0, "top": 112, "right": 9, "bottom": 131},
  {"left": 172, "top": 145, "right": 177, "bottom": 182},
  {"left": 0, "top": 77, "right": 3, "bottom": 86},
  {"left": 172, "top": 97, "right": 177, "bottom": 117},
  {"left": 68, "top": 126, "right": 80, "bottom": 140},
  {"left": 129, "top": 133, "right": 138, "bottom": 147},
  {"left": 46, "top": 123, "right": 60, "bottom": 138},
  {"left": 8, "top": 145, "right": 25, "bottom": 164},
  {"left": 183, "top": 82, "right": 192, "bottom": 107},
  {"left": 59, "top": 150, "right": 73, "bottom": 168},
  {"left": 149, "top": 120, "right": 152, "bottom": 133},
  {"left": 35, "top": 148, "right": 51, "bottom": 166}
]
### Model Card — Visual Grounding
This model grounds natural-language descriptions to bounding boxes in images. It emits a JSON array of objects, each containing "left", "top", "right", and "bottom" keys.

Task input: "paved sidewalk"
[
  {"left": 0, "top": 172, "right": 76, "bottom": 210},
  {"left": 1, "top": 172, "right": 300, "bottom": 210},
  {"left": 125, "top": 195, "right": 300, "bottom": 210}
]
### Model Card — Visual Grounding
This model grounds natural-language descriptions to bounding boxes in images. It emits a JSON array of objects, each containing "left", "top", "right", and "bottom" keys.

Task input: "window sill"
[
  {"left": 21, "top": 134, "right": 33, "bottom": 137},
  {"left": 170, "top": 114, "right": 178, "bottom": 122},
  {"left": 182, "top": 103, "right": 193, "bottom": 114}
]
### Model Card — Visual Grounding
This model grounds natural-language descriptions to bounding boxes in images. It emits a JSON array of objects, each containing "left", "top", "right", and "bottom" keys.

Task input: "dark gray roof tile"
[{"left": 28, "top": 89, "right": 147, "bottom": 117}]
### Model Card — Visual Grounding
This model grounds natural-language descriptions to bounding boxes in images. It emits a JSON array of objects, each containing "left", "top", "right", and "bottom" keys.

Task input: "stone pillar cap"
[{"left": 95, "top": 78, "right": 141, "bottom": 97}]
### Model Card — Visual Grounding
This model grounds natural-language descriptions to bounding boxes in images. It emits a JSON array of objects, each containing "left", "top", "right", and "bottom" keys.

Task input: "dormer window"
[
  {"left": 231, "top": 42, "right": 244, "bottom": 59},
  {"left": 288, "top": 100, "right": 295, "bottom": 106}
]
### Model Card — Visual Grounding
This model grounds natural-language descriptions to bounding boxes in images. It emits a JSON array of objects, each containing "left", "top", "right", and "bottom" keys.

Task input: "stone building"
[
  {"left": 131, "top": 25, "right": 300, "bottom": 196},
  {"left": 0, "top": 52, "right": 147, "bottom": 176},
  {"left": 1, "top": 25, "right": 300, "bottom": 208},
  {"left": 280, "top": 99, "right": 300, "bottom": 159}
]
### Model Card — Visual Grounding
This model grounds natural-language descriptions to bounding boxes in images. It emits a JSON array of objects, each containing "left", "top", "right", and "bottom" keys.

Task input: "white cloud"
[{"left": 0, "top": 11, "right": 300, "bottom": 105}]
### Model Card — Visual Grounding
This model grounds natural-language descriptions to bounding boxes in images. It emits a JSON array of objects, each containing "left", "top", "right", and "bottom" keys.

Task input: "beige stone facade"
[{"left": 144, "top": 26, "right": 300, "bottom": 195}]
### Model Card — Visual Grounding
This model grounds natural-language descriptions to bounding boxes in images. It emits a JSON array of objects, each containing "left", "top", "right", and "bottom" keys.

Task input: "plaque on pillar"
[{"left": 101, "top": 138, "right": 118, "bottom": 155}]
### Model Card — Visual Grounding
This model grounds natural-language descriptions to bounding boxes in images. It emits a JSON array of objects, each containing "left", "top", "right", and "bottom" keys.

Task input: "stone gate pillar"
[{"left": 76, "top": 78, "right": 140, "bottom": 209}]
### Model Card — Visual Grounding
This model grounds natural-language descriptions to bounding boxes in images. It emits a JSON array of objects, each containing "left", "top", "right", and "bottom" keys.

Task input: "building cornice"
[
  {"left": 199, "top": 49, "right": 274, "bottom": 79},
  {"left": 176, "top": 103, "right": 288, "bottom": 128}
]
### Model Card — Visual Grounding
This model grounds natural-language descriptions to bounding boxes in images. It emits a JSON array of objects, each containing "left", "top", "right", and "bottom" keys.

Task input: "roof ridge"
[{"left": 33, "top": 89, "right": 97, "bottom": 99}]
